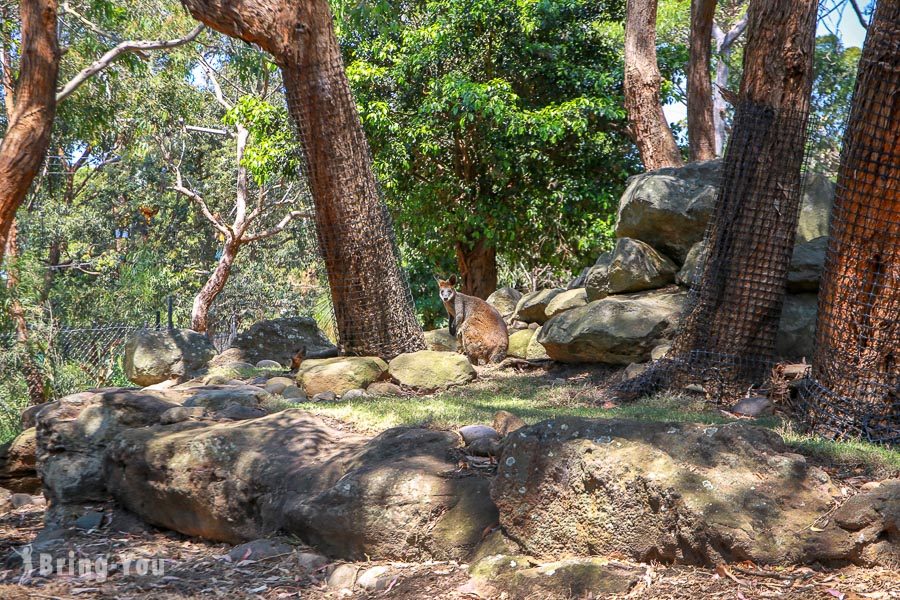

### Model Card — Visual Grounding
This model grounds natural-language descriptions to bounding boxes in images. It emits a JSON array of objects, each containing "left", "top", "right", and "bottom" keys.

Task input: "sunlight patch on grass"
[{"left": 778, "top": 423, "right": 900, "bottom": 476}]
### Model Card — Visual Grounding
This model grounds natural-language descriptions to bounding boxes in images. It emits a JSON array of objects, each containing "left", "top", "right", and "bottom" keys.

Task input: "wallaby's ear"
[
  {"left": 433, "top": 273, "right": 442, "bottom": 283},
  {"left": 448, "top": 274, "right": 457, "bottom": 286}
]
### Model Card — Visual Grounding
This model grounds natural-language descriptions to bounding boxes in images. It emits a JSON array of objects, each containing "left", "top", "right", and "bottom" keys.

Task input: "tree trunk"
[
  {"left": 191, "top": 241, "right": 239, "bottom": 333},
  {"left": 0, "top": 0, "right": 59, "bottom": 264},
  {"left": 179, "top": 0, "right": 426, "bottom": 358},
  {"left": 5, "top": 221, "right": 47, "bottom": 404},
  {"left": 455, "top": 238, "right": 497, "bottom": 299},
  {"left": 687, "top": 0, "right": 717, "bottom": 162},
  {"left": 624, "top": 0, "right": 684, "bottom": 171},
  {"left": 669, "top": 0, "right": 818, "bottom": 379},
  {"left": 804, "top": 1, "right": 899, "bottom": 441}
]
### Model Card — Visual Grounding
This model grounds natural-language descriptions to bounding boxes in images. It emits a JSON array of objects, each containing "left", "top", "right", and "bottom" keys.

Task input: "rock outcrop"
[
  {"left": 486, "top": 287, "right": 523, "bottom": 319},
  {"left": 0, "top": 427, "right": 40, "bottom": 493},
  {"left": 295, "top": 356, "right": 388, "bottom": 396},
  {"left": 593, "top": 238, "right": 678, "bottom": 295},
  {"left": 544, "top": 288, "right": 588, "bottom": 318},
  {"left": 492, "top": 417, "right": 898, "bottom": 567},
  {"left": 424, "top": 328, "right": 458, "bottom": 352},
  {"left": 513, "top": 289, "right": 564, "bottom": 324},
  {"left": 124, "top": 329, "right": 217, "bottom": 386}
]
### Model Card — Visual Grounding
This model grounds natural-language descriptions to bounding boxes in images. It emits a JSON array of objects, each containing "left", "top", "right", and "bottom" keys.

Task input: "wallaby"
[{"left": 437, "top": 275, "right": 508, "bottom": 364}]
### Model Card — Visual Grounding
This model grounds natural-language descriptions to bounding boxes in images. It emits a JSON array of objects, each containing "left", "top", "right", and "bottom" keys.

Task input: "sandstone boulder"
[
  {"left": 675, "top": 240, "right": 708, "bottom": 287},
  {"left": 492, "top": 418, "right": 896, "bottom": 567},
  {"left": 507, "top": 329, "right": 535, "bottom": 359},
  {"left": 615, "top": 160, "right": 720, "bottom": 262},
  {"left": 0, "top": 427, "right": 40, "bottom": 493},
  {"left": 538, "top": 289, "right": 686, "bottom": 364},
  {"left": 525, "top": 326, "right": 550, "bottom": 361},
  {"left": 424, "top": 328, "right": 457, "bottom": 352},
  {"left": 545, "top": 288, "right": 588, "bottom": 318},
  {"left": 123, "top": 329, "right": 217, "bottom": 386},
  {"left": 296, "top": 356, "right": 388, "bottom": 396},
  {"left": 104, "top": 410, "right": 498, "bottom": 560},
  {"left": 211, "top": 317, "right": 337, "bottom": 367},
  {"left": 599, "top": 238, "right": 677, "bottom": 295},
  {"left": 776, "top": 293, "right": 818, "bottom": 359},
  {"left": 388, "top": 351, "right": 476, "bottom": 390},
  {"left": 788, "top": 236, "right": 827, "bottom": 292},
  {"left": 486, "top": 287, "right": 523, "bottom": 319},
  {"left": 796, "top": 173, "right": 835, "bottom": 243},
  {"left": 513, "top": 289, "right": 564, "bottom": 324}
]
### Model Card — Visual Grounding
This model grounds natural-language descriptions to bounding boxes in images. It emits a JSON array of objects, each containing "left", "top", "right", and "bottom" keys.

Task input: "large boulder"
[
  {"left": 296, "top": 356, "right": 389, "bottom": 396},
  {"left": 545, "top": 288, "right": 588, "bottom": 318},
  {"left": 796, "top": 173, "right": 835, "bottom": 243},
  {"left": 211, "top": 317, "right": 337, "bottom": 368},
  {"left": 675, "top": 240, "right": 708, "bottom": 287},
  {"left": 492, "top": 418, "right": 898, "bottom": 567},
  {"left": 526, "top": 326, "right": 550, "bottom": 361},
  {"left": 124, "top": 329, "right": 217, "bottom": 386},
  {"left": 615, "top": 160, "right": 720, "bottom": 263},
  {"left": 486, "top": 287, "right": 523, "bottom": 319},
  {"left": 513, "top": 289, "right": 564, "bottom": 324},
  {"left": 104, "top": 410, "right": 498, "bottom": 560},
  {"left": 36, "top": 389, "right": 178, "bottom": 507},
  {"left": 507, "top": 329, "right": 535, "bottom": 359},
  {"left": 424, "top": 328, "right": 457, "bottom": 352},
  {"left": 0, "top": 427, "right": 40, "bottom": 493},
  {"left": 776, "top": 293, "right": 818, "bottom": 359},
  {"left": 788, "top": 236, "right": 827, "bottom": 292},
  {"left": 593, "top": 238, "right": 678, "bottom": 295},
  {"left": 538, "top": 289, "right": 686, "bottom": 364},
  {"left": 388, "top": 350, "right": 476, "bottom": 390}
]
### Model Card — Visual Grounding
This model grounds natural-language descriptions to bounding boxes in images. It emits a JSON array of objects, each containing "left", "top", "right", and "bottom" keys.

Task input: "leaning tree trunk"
[
  {"left": 624, "top": 0, "right": 684, "bottom": 171},
  {"left": 668, "top": 0, "right": 818, "bottom": 380},
  {"left": 0, "top": 0, "right": 59, "bottom": 264},
  {"left": 687, "top": 0, "right": 717, "bottom": 162},
  {"left": 191, "top": 241, "right": 240, "bottom": 333},
  {"left": 803, "top": 1, "right": 899, "bottom": 443},
  {"left": 455, "top": 238, "right": 497, "bottom": 299},
  {"left": 179, "top": 0, "right": 425, "bottom": 358}
]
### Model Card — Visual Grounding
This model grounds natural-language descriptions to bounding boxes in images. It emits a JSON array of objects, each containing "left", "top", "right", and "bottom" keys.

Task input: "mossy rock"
[
  {"left": 297, "top": 356, "right": 388, "bottom": 396},
  {"left": 388, "top": 350, "right": 476, "bottom": 391},
  {"left": 507, "top": 329, "right": 535, "bottom": 359}
]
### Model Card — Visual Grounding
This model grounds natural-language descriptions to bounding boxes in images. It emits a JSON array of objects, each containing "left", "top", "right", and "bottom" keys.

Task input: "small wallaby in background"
[{"left": 437, "top": 275, "right": 508, "bottom": 364}]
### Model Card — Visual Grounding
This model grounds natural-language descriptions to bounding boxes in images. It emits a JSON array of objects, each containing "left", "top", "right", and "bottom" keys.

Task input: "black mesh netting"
[
  {"left": 617, "top": 100, "right": 815, "bottom": 398},
  {"left": 282, "top": 50, "right": 425, "bottom": 359},
  {"left": 797, "top": 4, "right": 899, "bottom": 445}
]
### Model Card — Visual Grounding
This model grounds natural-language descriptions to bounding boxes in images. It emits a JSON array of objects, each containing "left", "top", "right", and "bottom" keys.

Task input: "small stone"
[
  {"left": 255, "top": 360, "right": 283, "bottom": 369},
  {"left": 265, "top": 376, "right": 295, "bottom": 395},
  {"left": 357, "top": 565, "right": 392, "bottom": 590},
  {"left": 623, "top": 362, "right": 648, "bottom": 380},
  {"left": 228, "top": 539, "right": 293, "bottom": 562},
  {"left": 10, "top": 493, "right": 36, "bottom": 508},
  {"left": 367, "top": 381, "right": 404, "bottom": 396},
  {"left": 650, "top": 344, "right": 671, "bottom": 361},
  {"left": 297, "top": 551, "right": 328, "bottom": 572},
  {"left": 459, "top": 425, "right": 500, "bottom": 445},
  {"left": 313, "top": 391, "right": 338, "bottom": 402},
  {"left": 684, "top": 384, "right": 706, "bottom": 393},
  {"left": 281, "top": 385, "right": 307, "bottom": 400},
  {"left": 75, "top": 510, "right": 105, "bottom": 531},
  {"left": 731, "top": 396, "right": 773, "bottom": 417},
  {"left": 341, "top": 388, "right": 368, "bottom": 401},
  {"left": 327, "top": 563, "right": 360, "bottom": 589}
]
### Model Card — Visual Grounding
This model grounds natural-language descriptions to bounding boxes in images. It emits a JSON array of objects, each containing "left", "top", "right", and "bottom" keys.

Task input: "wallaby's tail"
[{"left": 490, "top": 348, "right": 507, "bottom": 364}]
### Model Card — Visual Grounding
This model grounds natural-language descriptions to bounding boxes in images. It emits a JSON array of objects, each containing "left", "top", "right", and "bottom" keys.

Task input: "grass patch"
[
  {"left": 779, "top": 423, "right": 900, "bottom": 477},
  {"left": 288, "top": 373, "right": 734, "bottom": 433}
]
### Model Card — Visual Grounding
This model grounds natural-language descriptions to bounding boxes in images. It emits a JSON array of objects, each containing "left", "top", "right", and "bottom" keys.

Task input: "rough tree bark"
[
  {"left": 191, "top": 241, "right": 240, "bottom": 333},
  {"left": 178, "top": 0, "right": 426, "bottom": 356},
  {"left": 0, "top": 0, "right": 59, "bottom": 265},
  {"left": 669, "top": 0, "right": 818, "bottom": 377},
  {"left": 806, "top": 1, "right": 899, "bottom": 438},
  {"left": 455, "top": 238, "right": 497, "bottom": 299},
  {"left": 624, "top": 0, "right": 684, "bottom": 171},
  {"left": 687, "top": 0, "right": 717, "bottom": 162}
]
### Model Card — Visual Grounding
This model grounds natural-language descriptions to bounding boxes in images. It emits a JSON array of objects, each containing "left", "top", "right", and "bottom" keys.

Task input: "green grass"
[{"left": 779, "top": 422, "right": 900, "bottom": 476}]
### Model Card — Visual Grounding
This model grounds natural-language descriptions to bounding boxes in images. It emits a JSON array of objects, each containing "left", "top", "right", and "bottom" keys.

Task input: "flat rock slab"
[
  {"left": 101, "top": 409, "right": 497, "bottom": 561},
  {"left": 492, "top": 418, "right": 897, "bottom": 567}
]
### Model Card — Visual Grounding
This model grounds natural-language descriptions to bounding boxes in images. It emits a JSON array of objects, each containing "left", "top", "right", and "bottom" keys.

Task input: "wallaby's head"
[{"left": 436, "top": 275, "right": 457, "bottom": 303}]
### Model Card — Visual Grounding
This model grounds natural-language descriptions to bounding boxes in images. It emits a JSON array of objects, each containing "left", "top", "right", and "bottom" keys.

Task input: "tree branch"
[
  {"left": 241, "top": 210, "right": 312, "bottom": 243},
  {"left": 848, "top": 0, "right": 868, "bottom": 29},
  {"left": 170, "top": 166, "right": 233, "bottom": 239},
  {"left": 56, "top": 24, "right": 205, "bottom": 102},
  {"left": 197, "top": 54, "right": 232, "bottom": 110}
]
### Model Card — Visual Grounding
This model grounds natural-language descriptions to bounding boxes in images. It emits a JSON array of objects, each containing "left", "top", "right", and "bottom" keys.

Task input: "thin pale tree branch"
[{"left": 241, "top": 210, "right": 312, "bottom": 243}]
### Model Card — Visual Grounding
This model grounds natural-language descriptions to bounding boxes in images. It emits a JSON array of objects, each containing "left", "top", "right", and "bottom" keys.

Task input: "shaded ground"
[{"left": 2, "top": 364, "right": 898, "bottom": 598}]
